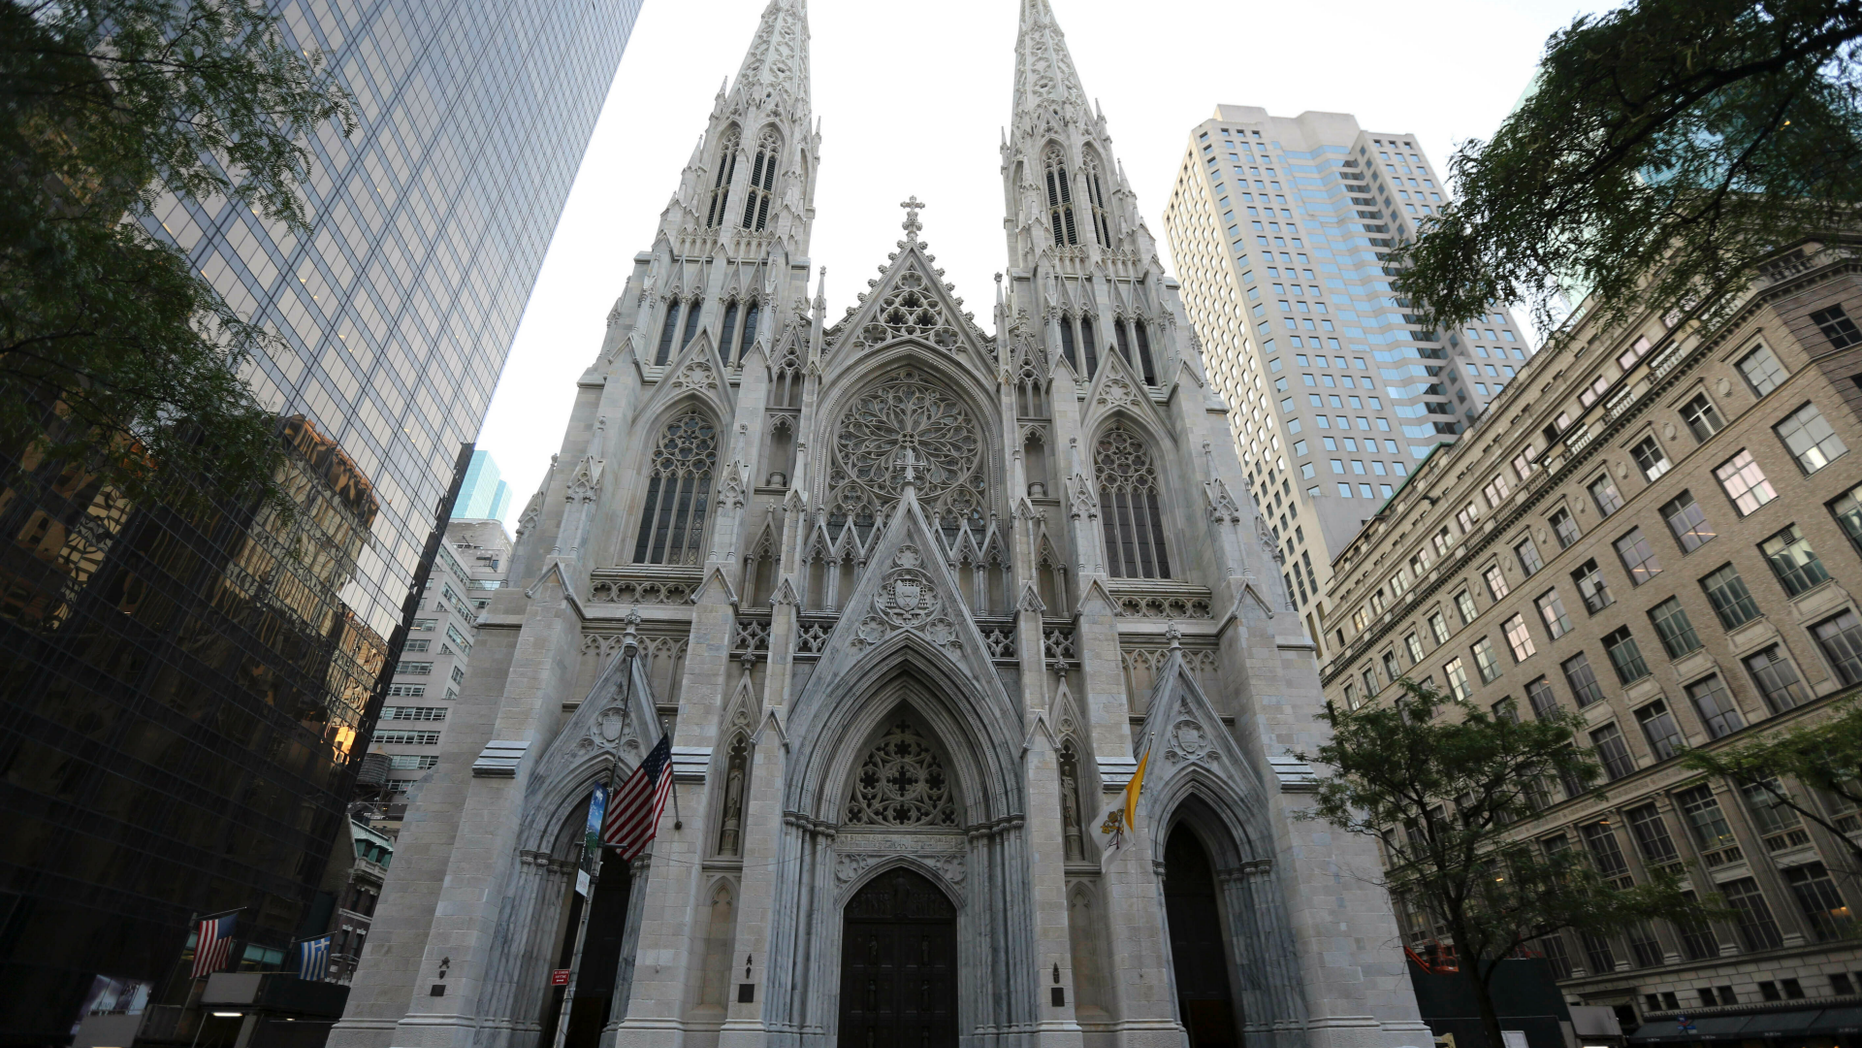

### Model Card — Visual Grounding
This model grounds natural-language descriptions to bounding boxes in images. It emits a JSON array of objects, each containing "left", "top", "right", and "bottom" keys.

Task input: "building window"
[
  {"left": 1579, "top": 933, "right": 1617, "bottom": 975},
  {"left": 1045, "top": 145, "right": 1079, "bottom": 247},
  {"left": 1660, "top": 491, "right": 1715, "bottom": 552},
  {"left": 1635, "top": 700, "right": 1684, "bottom": 761},
  {"left": 1516, "top": 537, "right": 1543, "bottom": 576},
  {"left": 1537, "top": 935, "right": 1573, "bottom": 980},
  {"left": 1625, "top": 922, "right": 1664, "bottom": 968},
  {"left": 1737, "top": 343, "right": 1788, "bottom": 396},
  {"left": 741, "top": 129, "right": 779, "bottom": 231},
  {"left": 1526, "top": 676, "right": 1559, "bottom": 719},
  {"left": 1701, "top": 563, "right": 1761, "bottom": 627},
  {"left": 1614, "top": 528, "right": 1663, "bottom": 585},
  {"left": 1590, "top": 474, "right": 1625, "bottom": 516},
  {"left": 1680, "top": 393, "right": 1725, "bottom": 442},
  {"left": 1745, "top": 645, "right": 1809, "bottom": 712},
  {"left": 1591, "top": 722, "right": 1636, "bottom": 780},
  {"left": 1096, "top": 424, "right": 1171, "bottom": 579},
  {"left": 1503, "top": 614, "right": 1536, "bottom": 662},
  {"left": 1686, "top": 675, "right": 1746, "bottom": 739},
  {"left": 1676, "top": 784, "right": 1737, "bottom": 850},
  {"left": 1407, "top": 632, "right": 1425, "bottom": 664},
  {"left": 1813, "top": 610, "right": 1862, "bottom": 685},
  {"left": 1631, "top": 436, "right": 1671, "bottom": 481},
  {"left": 1473, "top": 637, "right": 1502, "bottom": 683},
  {"left": 396, "top": 661, "right": 432, "bottom": 675},
  {"left": 1648, "top": 597, "right": 1702, "bottom": 657},
  {"left": 1833, "top": 481, "right": 1862, "bottom": 554},
  {"left": 1563, "top": 652, "right": 1606, "bottom": 707},
  {"left": 1811, "top": 304, "right": 1862, "bottom": 348},
  {"left": 705, "top": 131, "right": 741, "bottom": 227},
  {"left": 633, "top": 412, "right": 718, "bottom": 566},
  {"left": 1723, "top": 876, "right": 1786, "bottom": 949},
  {"left": 1536, "top": 588, "right": 1571, "bottom": 638},
  {"left": 1775, "top": 402, "right": 1848, "bottom": 473},
  {"left": 1429, "top": 612, "right": 1450, "bottom": 645},
  {"left": 1483, "top": 564, "right": 1510, "bottom": 601},
  {"left": 1783, "top": 863, "right": 1853, "bottom": 941},
  {"left": 1676, "top": 892, "right": 1722, "bottom": 961},
  {"left": 1626, "top": 804, "right": 1680, "bottom": 865},
  {"left": 1444, "top": 657, "right": 1472, "bottom": 701},
  {"left": 1083, "top": 158, "right": 1113, "bottom": 248},
  {"left": 1761, "top": 523, "right": 1830, "bottom": 596},
  {"left": 1604, "top": 627, "right": 1651, "bottom": 683},
  {"left": 1582, "top": 821, "right": 1631, "bottom": 879},
  {"left": 1550, "top": 507, "right": 1581, "bottom": 548},
  {"left": 1572, "top": 559, "right": 1613, "bottom": 613},
  {"left": 1455, "top": 589, "right": 1478, "bottom": 625},
  {"left": 1741, "top": 778, "right": 1802, "bottom": 835},
  {"left": 1714, "top": 449, "right": 1776, "bottom": 515}
]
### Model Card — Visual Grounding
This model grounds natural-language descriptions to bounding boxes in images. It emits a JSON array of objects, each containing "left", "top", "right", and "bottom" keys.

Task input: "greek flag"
[{"left": 296, "top": 934, "right": 331, "bottom": 982}]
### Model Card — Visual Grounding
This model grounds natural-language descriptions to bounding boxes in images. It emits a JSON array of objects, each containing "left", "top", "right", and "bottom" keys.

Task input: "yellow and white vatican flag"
[{"left": 1096, "top": 733, "right": 1152, "bottom": 874}]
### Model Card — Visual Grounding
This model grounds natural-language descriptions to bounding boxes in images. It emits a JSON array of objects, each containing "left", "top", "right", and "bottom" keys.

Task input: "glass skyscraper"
[{"left": 0, "top": 1, "right": 641, "bottom": 1042}]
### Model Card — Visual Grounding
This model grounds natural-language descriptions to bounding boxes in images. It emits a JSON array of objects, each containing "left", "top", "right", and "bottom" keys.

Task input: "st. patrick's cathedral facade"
[{"left": 331, "top": 2, "right": 1432, "bottom": 1047}]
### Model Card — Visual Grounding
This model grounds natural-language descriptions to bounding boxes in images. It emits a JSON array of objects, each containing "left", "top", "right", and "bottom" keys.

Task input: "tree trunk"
[{"left": 1462, "top": 959, "right": 1507, "bottom": 1048}]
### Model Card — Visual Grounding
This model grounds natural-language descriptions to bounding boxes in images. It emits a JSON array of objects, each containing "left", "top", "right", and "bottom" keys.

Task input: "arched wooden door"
[
  {"left": 1165, "top": 826, "right": 1240, "bottom": 1048},
  {"left": 838, "top": 868, "right": 958, "bottom": 1048}
]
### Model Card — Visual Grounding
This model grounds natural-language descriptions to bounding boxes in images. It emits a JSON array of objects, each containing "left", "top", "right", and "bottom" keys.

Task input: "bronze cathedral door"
[{"left": 838, "top": 868, "right": 958, "bottom": 1048}]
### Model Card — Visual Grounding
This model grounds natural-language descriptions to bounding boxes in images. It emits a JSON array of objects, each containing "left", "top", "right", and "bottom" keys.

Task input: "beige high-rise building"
[
  {"left": 376, "top": 518, "right": 513, "bottom": 805},
  {"left": 1163, "top": 107, "right": 1534, "bottom": 653},
  {"left": 1319, "top": 234, "right": 1862, "bottom": 1038}
]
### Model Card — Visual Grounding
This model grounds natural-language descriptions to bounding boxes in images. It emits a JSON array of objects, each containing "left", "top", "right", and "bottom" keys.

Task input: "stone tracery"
[
  {"left": 829, "top": 368, "right": 985, "bottom": 525},
  {"left": 845, "top": 720, "right": 958, "bottom": 828}
]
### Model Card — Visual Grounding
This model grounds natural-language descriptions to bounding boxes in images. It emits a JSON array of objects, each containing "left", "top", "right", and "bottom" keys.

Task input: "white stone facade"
[{"left": 328, "top": 3, "right": 1430, "bottom": 1048}]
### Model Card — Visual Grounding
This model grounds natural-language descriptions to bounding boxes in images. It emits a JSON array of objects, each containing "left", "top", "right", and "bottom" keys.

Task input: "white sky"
[{"left": 476, "top": 0, "right": 1609, "bottom": 525}]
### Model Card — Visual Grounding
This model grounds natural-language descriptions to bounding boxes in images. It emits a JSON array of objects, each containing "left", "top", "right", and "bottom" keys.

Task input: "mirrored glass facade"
[{"left": 0, "top": 0, "right": 639, "bottom": 1040}]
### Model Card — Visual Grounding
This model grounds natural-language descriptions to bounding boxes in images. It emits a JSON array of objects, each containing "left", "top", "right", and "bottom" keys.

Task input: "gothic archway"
[
  {"left": 837, "top": 868, "right": 958, "bottom": 1048},
  {"left": 1164, "top": 824, "right": 1240, "bottom": 1048}
]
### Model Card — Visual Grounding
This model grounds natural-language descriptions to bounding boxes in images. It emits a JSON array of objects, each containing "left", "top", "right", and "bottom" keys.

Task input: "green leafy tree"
[
  {"left": 1393, "top": 0, "right": 1862, "bottom": 337},
  {"left": 1300, "top": 681, "right": 1713, "bottom": 1048},
  {"left": 1680, "top": 698, "right": 1862, "bottom": 869},
  {"left": 1, "top": 0, "right": 353, "bottom": 508}
]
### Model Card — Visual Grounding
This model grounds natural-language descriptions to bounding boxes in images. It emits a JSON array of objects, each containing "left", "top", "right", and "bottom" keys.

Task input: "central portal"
[{"left": 838, "top": 867, "right": 958, "bottom": 1048}]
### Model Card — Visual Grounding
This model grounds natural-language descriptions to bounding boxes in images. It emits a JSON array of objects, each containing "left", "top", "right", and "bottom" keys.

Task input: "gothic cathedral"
[{"left": 331, "top": 3, "right": 1431, "bottom": 1048}]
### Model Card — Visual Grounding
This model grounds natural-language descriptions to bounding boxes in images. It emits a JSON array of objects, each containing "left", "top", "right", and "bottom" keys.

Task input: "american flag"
[
  {"left": 602, "top": 734, "right": 673, "bottom": 860},
  {"left": 191, "top": 915, "right": 236, "bottom": 979}
]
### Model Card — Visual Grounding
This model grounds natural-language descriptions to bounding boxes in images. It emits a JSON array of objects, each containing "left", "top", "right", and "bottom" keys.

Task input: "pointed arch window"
[
  {"left": 706, "top": 131, "right": 740, "bottom": 228},
  {"left": 742, "top": 130, "right": 779, "bottom": 232},
  {"left": 1058, "top": 317, "right": 1078, "bottom": 373},
  {"left": 1095, "top": 424, "right": 1171, "bottom": 579},
  {"left": 1083, "top": 159, "right": 1112, "bottom": 248},
  {"left": 737, "top": 300, "right": 759, "bottom": 362},
  {"left": 633, "top": 412, "right": 718, "bottom": 565},
  {"left": 1044, "top": 146, "right": 1079, "bottom": 247},
  {"left": 719, "top": 301, "right": 739, "bottom": 362},
  {"left": 1134, "top": 321, "right": 1157, "bottom": 384},
  {"left": 1114, "top": 319, "right": 1133, "bottom": 366},
  {"left": 656, "top": 296, "right": 705, "bottom": 365},
  {"left": 656, "top": 298, "right": 682, "bottom": 365},
  {"left": 1079, "top": 315, "right": 1099, "bottom": 378}
]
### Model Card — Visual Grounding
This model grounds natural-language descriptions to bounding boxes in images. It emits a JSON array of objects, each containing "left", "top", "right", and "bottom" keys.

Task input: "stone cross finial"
[
  {"left": 900, "top": 196, "right": 925, "bottom": 240},
  {"left": 897, "top": 447, "right": 920, "bottom": 485},
  {"left": 1165, "top": 620, "right": 1182, "bottom": 650}
]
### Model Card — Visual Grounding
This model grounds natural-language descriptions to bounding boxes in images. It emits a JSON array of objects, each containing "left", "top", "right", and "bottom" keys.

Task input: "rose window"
[{"left": 829, "top": 369, "right": 984, "bottom": 525}]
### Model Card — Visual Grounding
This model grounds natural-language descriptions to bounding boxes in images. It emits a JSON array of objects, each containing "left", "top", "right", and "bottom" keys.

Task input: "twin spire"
[
  {"left": 727, "top": 0, "right": 811, "bottom": 119},
  {"left": 1012, "top": 0, "right": 1093, "bottom": 123}
]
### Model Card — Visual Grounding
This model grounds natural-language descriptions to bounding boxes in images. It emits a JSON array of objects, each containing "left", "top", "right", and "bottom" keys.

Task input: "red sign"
[{"left": 551, "top": 969, "right": 571, "bottom": 987}]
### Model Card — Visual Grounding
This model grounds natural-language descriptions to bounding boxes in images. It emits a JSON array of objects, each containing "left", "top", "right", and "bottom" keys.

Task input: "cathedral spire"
[
  {"left": 728, "top": 0, "right": 811, "bottom": 121},
  {"left": 1004, "top": 0, "right": 1157, "bottom": 270},
  {"left": 655, "top": 0, "right": 818, "bottom": 258},
  {"left": 1012, "top": 0, "right": 1091, "bottom": 126}
]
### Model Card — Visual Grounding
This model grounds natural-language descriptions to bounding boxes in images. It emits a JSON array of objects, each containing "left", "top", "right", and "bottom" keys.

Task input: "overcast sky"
[{"left": 474, "top": 0, "right": 1610, "bottom": 526}]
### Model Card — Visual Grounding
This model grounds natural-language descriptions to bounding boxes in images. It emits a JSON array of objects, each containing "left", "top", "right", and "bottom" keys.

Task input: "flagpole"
[{"left": 548, "top": 621, "right": 639, "bottom": 1048}]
